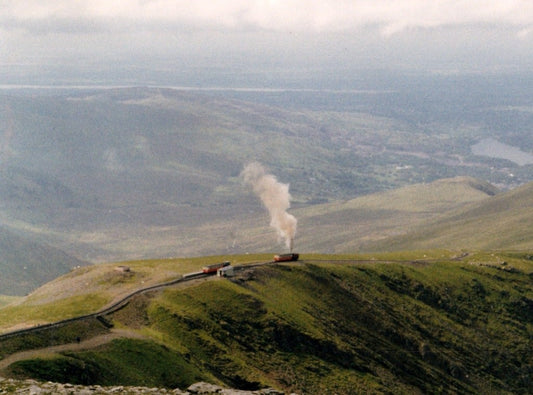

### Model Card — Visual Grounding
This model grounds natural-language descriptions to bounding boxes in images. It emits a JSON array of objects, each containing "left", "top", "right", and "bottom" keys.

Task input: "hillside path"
[{"left": 0, "top": 329, "right": 146, "bottom": 371}]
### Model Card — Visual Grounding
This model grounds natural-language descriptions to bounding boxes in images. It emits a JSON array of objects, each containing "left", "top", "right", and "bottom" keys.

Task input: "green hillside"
[
  {"left": 0, "top": 254, "right": 273, "bottom": 333},
  {"left": 1, "top": 253, "right": 531, "bottom": 394},
  {"left": 366, "top": 181, "right": 533, "bottom": 251},
  {"left": 290, "top": 176, "right": 499, "bottom": 253}
]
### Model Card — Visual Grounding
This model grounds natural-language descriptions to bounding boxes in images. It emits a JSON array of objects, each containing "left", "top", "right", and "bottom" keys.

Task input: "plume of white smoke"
[{"left": 241, "top": 162, "right": 297, "bottom": 251}]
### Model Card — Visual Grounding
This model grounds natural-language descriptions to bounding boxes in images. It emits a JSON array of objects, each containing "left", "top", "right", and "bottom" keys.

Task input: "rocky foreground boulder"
[{"left": 0, "top": 378, "right": 288, "bottom": 394}]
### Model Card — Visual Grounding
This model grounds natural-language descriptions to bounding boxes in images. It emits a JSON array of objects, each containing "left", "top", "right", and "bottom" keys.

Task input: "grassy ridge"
[
  {"left": 8, "top": 339, "right": 205, "bottom": 389},
  {"left": 4, "top": 253, "right": 531, "bottom": 394},
  {"left": 292, "top": 176, "right": 498, "bottom": 253},
  {"left": 0, "top": 319, "right": 109, "bottom": 360},
  {"left": 0, "top": 255, "right": 273, "bottom": 333},
  {"left": 366, "top": 181, "right": 533, "bottom": 251}
]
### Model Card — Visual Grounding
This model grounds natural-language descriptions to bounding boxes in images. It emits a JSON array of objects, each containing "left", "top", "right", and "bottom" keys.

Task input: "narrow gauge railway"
[
  {"left": 0, "top": 260, "right": 269, "bottom": 341},
  {"left": 0, "top": 272, "right": 202, "bottom": 341},
  {"left": 201, "top": 261, "right": 231, "bottom": 274},
  {"left": 273, "top": 253, "right": 299, "bottom": 262},
  {"left": 0, "top": 253, "right": 437, "bottom": 342}
]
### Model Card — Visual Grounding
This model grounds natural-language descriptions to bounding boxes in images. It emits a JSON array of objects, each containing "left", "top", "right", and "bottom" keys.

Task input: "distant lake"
[{"left": 471, "top": 138, "right": 533, "bottom": 166}]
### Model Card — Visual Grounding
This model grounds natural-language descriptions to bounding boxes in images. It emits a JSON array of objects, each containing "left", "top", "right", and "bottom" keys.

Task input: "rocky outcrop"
[
  {"left": 0, "top": 377, "right": 287, "bottom": 394},
  {"left": 187, "top": 382, "right": 284, "bottom": 394}
]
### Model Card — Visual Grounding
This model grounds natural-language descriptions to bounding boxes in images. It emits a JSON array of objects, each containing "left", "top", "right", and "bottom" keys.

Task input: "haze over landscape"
[
  {"left": 2, "top": 0, "right": 533, "bottom": 86},
  {"left": 0, "top": 1, "right": 532, "bottom": 394}
]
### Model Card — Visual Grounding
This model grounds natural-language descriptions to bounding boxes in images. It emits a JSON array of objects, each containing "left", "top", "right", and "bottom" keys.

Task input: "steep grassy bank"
[
  {"left": 365, "top": 181, "right": 533, "bottom": 252},
  {"left": 4, "top": 253, "right": 531, "bottom": 394},
  {"left": 0, "top": 255, "right": 269, "bottom": 333}
]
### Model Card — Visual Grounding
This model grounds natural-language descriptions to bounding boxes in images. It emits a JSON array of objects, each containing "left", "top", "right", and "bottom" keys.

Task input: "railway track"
[
  {"left": 0, "top": 272, "right": 208, "bottom": 341},
  {"left": 0, "top": 255, "right": 458, "bottom": 343},
  {"left": 0, "top": 261, "right": 277, "bottom": 342}
]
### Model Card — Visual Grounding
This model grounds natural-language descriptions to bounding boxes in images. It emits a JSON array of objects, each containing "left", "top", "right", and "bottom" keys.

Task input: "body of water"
[{"left": 471, "top": 137, "right": 533, "bottom": 166}]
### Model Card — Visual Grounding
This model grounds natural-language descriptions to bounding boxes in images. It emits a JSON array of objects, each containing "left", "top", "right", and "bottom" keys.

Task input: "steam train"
[
  {"left": 202, "top": 261, "right": 231, "bottom": 274},
  {"left": 273, "top": 253, "right": 299, "bottom": 262}
]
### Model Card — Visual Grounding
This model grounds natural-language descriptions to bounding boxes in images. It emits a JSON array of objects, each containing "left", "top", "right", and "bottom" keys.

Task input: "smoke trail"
[{"left": 241, "top": 162, "right": 297, "bottom": 251}]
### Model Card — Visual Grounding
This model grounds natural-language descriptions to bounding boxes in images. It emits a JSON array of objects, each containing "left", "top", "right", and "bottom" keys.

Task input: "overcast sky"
[{"left": 2, "top": 1, "right": 533, "bottom": 86}]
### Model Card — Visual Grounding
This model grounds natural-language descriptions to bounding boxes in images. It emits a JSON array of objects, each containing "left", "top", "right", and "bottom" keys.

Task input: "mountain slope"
[
  {"left": 2, "top": 87, "right": 531, "bottom": 263},
  {"left": 122, "top": 176, "right": 499, "bottom": 257},
  {"left": 0, "top": 255, "right": 270, "bottom": 333},
  {"left": 0, "top": 226, "right": 88, "bottom": 296},
  {"left": 289, "top": 176, "right": 499, "bottom": 253},
  {"left": 1, "top": 253, "right": 531, "bottom": 394},
  {"left": 1, "top": 88, "right": 387, "bottom": 261},
  {"left": 365, "top": 180, "right": 533, "bottom": 251}
]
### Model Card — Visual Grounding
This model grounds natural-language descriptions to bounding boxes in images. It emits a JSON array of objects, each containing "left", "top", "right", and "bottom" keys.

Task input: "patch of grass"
[
  {"left": 8, "top": 338, "right": 207, "bottom": 388},
  {"left": 0, "top": 255, "right": 269, "bottom": 332},
  {"left": 8, "top": 355, "right": 101, "bottom": 385},
  {"left": 0, "top": 295, "right": 21, "bottom": 308},
  {"left": 0, "top": 293, "right": 110, "bottom": 330},
  {"left": 0, "top": 318, "right": 109, "bottom": 359}
]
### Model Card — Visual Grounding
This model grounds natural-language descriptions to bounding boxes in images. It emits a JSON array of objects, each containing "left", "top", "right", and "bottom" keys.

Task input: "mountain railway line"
[
  {"left": 0, "top": 260, "right": 274, "bottom": 343},
  {"left": 0, "top": 254, "right": 467, "bottom": 352}
]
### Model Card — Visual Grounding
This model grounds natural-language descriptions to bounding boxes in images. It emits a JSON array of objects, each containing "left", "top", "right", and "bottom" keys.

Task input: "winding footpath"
[
  {"left": 0, "top": 329, "right": 147, "bottom": 370},
  {"left": 0, "top": 256, "right": 457, "bottom": 370},
  {"left": 0, "top": 272, "right": 207, "bottom": 342},
  {"left": 0, "top": 261, "right": 273, "bottom": 370}
]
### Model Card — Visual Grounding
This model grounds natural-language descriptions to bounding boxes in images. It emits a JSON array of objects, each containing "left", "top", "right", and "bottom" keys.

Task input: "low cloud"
[
  {"left": 2, "top": 1, "right": 532, "bottom": 36},
  {"left": 2, "top": 1, "right": 531, "bottom": 78}
]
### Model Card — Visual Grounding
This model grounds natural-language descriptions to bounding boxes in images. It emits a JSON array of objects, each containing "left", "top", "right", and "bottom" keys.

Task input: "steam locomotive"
[
  {"left": 273, "top": 253, "right": 299, "bottom": 262},
  {"left": 202, "top": 261, "right": 231, "bottom": 274}
]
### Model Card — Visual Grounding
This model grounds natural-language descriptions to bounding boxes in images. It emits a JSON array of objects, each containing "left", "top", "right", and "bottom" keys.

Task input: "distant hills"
[
  {"left": 1, "top": 87, "right": 533, "bottom": 295},
  {"left": 366, "top": 179, "right": 533, "bottom": 252},
  {"left": 166, "top": 175, "right": 533, "bottom": 256},
  {"left": 291, "top": 176, "right": 500, "bottom": 253},
  {"left": 0, "top": 226, "right": 87, "bottom": 295},
  {"left": 4, "top": 172, "right": 530, "bottom": 296}
]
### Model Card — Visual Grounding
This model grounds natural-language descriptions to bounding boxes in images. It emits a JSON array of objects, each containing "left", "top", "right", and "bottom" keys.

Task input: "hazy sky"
[{"left": 2, "top": 1, "right": 533, "bottom": 86}]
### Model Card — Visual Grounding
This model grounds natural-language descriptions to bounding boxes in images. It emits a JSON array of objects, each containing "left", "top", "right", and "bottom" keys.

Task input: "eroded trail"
[{"left": 0, "top": 329, "right": 147, "bottom": 371}]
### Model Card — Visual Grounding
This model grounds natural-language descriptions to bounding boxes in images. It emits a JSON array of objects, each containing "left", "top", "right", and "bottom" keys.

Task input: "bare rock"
[
  {"left": 0, "top": 377, "right": 286, "bottom": 394},
  {"left": 188, "top": 381, "right": 224, "bottom": 393}
]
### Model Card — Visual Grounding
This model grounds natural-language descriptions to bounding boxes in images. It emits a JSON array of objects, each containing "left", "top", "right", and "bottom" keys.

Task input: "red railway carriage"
[
  {"left": 202, "top": 261, "right": 230, "bottom": 274},
  {"left": 273, "top": 253, "right": 299, "bottom": 262}
]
